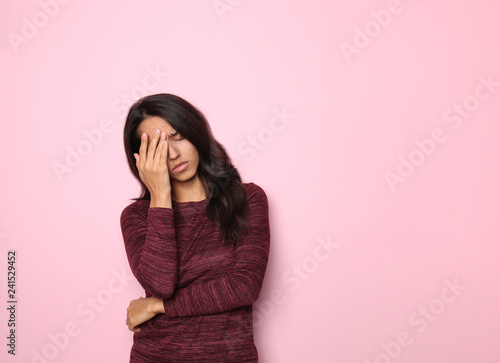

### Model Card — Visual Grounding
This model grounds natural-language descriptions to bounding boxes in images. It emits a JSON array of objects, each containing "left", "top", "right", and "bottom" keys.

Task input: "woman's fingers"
[
  {"left": 153, "top": 131, "right": 168, "bottom": 169},
  {"left": 160, "top": 136, "right": 169, "bottom": 168},
  {"left": 137, "top": 132, "right": 147, "bottom": 165},
  {"left": 126, "top": 316, "right": 141, "bottom": 332},
  {"left": 146, "top": 129, "right": 161, "bottom": 165},
  {"left": 127, "top": 299, "right": 139, "bottom": 332}
]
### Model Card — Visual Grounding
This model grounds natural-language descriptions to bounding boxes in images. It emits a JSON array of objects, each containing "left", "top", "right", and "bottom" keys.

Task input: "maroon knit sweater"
[{"left": 120, "top": 182, "right": 270, "bottom": 362}]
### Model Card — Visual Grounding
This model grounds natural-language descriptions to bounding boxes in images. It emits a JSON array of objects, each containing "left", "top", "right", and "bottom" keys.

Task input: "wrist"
[
  {"left": 150, "top": 193, "right": 172, "bottom": 209},
  {"left": 151, "top": 297, "right": 165, "bottom": 314}
]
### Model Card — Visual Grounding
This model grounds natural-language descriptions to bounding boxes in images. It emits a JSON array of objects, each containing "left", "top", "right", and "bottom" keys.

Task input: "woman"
[{"left": 120, "top": 93, "right": 271, "bottom": 362}]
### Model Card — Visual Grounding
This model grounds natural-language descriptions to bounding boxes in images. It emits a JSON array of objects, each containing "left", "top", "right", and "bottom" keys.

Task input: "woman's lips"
[{"left": 173, "top": 161, "right": 188, "bottom": 172}]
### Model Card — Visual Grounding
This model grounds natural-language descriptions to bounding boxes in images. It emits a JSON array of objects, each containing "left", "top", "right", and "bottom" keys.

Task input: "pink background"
[{"left": 1, "top": 1, "right": 500, "bottom": 362}]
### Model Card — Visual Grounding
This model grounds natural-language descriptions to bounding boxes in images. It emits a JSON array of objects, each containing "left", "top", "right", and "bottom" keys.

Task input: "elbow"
[
  {"left": 137, "top": 268, "right": 177, "bottom": 299},
  {"left": 245, "top": 281, "right": 262, "bottom": 304},
  {"left": 247, "top": 286, "right": 262, "bottom": 305},
  {"left": 149, "top": 284, "right": 176, "bottom": 300},
  {"left": 154, "top": 292, "right": 174, "bottom": 300},
  {"left": 235, "top": 274, "right": 263, "bottom": 306}
]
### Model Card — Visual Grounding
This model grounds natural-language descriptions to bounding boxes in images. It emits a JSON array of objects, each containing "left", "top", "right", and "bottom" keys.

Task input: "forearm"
[
  {"left": 121, "top": 204, "right": 178, "bottom": 299},
  {"left": 162, "top": 274, "right": 263, "bottom": 317},
  {"left": 136, "top": 208, "right": 178, "bottom": 298}
]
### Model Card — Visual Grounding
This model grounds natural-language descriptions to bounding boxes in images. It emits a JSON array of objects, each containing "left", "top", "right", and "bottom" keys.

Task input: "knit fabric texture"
[{"left": 120, "top": 182, "right": 270, "bottom": 362}]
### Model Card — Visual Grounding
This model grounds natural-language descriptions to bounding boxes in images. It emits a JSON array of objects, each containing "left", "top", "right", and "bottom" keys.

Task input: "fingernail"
[
  {"left": 142, "top": 133, "right": 147, "bottom": 139},
  {"left": 156, "top": 129, "right": 160, "bottom": 135}
]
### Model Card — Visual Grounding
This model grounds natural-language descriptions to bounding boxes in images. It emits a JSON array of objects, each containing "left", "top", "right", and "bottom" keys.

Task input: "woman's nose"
[{"left": 167, "top": 142, "right": 180, "bottom": 159}]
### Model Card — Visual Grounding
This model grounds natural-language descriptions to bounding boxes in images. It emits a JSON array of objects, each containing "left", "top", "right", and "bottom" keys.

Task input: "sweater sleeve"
[
  {"left": 120, "top": 204, "right": 178, "bottom": 299},
  {"left": 162, "top": 184, "right": 271, "bottom": 317}
]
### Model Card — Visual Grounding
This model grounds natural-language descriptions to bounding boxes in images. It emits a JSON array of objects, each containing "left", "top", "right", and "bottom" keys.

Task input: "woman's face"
[{"left": 136, "top": 116, "right": 200, "bottom": 182}]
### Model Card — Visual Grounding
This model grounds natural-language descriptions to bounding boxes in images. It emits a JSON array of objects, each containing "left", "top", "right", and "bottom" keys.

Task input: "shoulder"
[
  {"left": 120, "top": 199, "right": 149, "bottom": 222},
  {"left": 243, "top": 182, "right": 269, "bottom": 207},
  {"left": 242, "top": 183, "right": 270, "bottom": 231},
  {"left": 243, "top": 182, "right": 267, "bottom": 197}
]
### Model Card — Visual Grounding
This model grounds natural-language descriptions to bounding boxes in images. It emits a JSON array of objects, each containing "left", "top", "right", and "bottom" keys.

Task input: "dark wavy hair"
[{"left": 123, "top": 93, "right": 249, "bottom": 247}]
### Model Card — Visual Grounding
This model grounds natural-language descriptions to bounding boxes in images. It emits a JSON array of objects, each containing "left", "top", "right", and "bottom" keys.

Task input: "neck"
[{"left": 170, "top": 175, "right": 206, "bottom": 202}]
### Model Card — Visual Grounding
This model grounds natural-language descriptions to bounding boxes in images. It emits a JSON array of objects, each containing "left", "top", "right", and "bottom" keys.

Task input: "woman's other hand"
[{"left": 126, "top": 296, "right": 165, "bottom": 332}]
